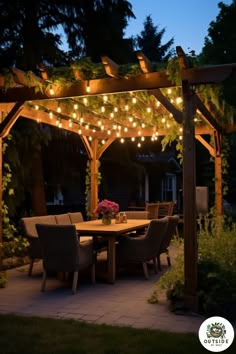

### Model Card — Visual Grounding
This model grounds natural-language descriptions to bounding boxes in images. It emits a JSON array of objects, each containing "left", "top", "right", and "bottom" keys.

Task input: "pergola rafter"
[{"left": 0, "top": 47, "right": 236, "bottom": 312}]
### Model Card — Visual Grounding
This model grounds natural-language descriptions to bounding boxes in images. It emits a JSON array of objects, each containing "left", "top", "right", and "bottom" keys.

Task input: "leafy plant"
[
  {"left": 151, "top": 215, "right": 236, "bottom": 318},
  {"left": 0, "top": 271, "right": 8, "bottom": 288}
]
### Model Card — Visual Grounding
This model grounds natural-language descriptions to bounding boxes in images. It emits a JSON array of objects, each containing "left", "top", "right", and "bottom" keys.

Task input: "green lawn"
[{"left": 0, "top": 314, "right": 235, "bottom": 354}]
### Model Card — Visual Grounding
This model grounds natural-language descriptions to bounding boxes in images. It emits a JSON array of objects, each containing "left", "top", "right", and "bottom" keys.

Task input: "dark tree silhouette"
[{"left": 134, "top": 15, "right": 174, "bottom": 62}]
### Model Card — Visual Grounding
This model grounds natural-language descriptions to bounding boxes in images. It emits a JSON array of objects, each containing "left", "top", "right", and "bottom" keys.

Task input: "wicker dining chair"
[
  {"left": 36, "top": 224, "right": 95, "bottom": 294},
  {"left": 116, "top": 217, "right": 168, "bottom": 279},
  {"left": 145, "top": 202, "right": 160, "bottom": 219},
  {"left": 156, "top": 215, "right": 179, "bottom": 270},
  {"left": 158, "top": 201, "right": 176, "bottom": 218}
]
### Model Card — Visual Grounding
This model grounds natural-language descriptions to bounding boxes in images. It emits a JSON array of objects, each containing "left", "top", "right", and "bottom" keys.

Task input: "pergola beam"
[
  {"left": 0, "top": 101, "right": 25, "bottom": 138},
  {"left": 148, "top": 89, "right": 183, "bottom": 124},
  {"left": 136, "top": 51, "right": 154, "bottom": 73},
  {"left": 101, "top": 56, "right": 120, "bottom": 78},
  {"left": 195, "top": 94, "right": 223, "bottom": 132}
]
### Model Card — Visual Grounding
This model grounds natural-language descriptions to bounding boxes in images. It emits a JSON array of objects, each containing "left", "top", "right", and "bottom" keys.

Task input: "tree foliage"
[
  {"left": 134, "top": 15, "right": 174, "bottom": 62},
  {"left": 62, "top": 0, "right": 135, "bottom": 63},
  {"left": 201, "top": 0, "right": 236, "bottom": 65}
]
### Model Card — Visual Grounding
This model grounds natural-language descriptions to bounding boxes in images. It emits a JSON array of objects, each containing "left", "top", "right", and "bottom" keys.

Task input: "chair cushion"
[
  {"left": 55, "top": 214, "right": 71, "bottom": 224},
  {"left": 21, "top": 215, "right": 57, "bottom": 238}
]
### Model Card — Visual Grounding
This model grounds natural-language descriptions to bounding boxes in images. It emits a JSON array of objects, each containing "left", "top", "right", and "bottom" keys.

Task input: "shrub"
[{"left": 151, "top": 216, "right": 236, "bottom": 318}]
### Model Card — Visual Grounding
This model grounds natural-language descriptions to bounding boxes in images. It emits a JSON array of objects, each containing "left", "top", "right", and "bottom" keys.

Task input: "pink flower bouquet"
[{"left": 94, "top": 199, "right": 119, "bottom": 217}]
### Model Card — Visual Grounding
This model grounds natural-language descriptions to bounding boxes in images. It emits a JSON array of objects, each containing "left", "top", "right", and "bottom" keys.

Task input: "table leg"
[{"left": 107, "top": 237, "right": 116, "bottom": 284}]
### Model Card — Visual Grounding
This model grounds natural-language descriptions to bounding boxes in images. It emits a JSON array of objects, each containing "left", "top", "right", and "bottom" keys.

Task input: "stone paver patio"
[{"left": 0, "top": 249, "right": 207, "bottom": 334}]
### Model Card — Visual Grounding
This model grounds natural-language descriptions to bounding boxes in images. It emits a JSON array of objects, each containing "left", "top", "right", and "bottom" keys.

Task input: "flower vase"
[{"left": 102, "top": 215, "right": 112, "bottom": 225}]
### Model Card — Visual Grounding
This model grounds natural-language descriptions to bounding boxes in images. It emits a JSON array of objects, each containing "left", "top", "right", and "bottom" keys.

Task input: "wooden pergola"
[{"left": 0, "top": 46, "right": 236, "bottom": 311}]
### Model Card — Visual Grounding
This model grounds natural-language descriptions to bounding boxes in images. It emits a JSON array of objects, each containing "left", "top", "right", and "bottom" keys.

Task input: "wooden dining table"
[{"left": 74, "top": 219, "right": 150, "bottom": 283}]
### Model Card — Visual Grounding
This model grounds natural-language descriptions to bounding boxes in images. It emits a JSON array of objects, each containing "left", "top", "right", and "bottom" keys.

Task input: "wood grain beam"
[
  {"left": 0, "top": 101, "right": 25, "bottom": 137},
  {"left": 80, "top": 135, "right": 93, "bottom": 159},
  {"left": 148, "top": 89, "right": 183, "bottom": 124},
  {"left": 97, "top": 138, "right": 116, "bottom": 159},
  {"left": 194, "top": 94, "right": 223, "bottom": 132},
  {"left": 101, "top": 56, "right": 120, "bottom": 78},
  {"left": 195, "top": 135, "right": 215, "bottom": 157},
  {"left": 0, "top": 72, "right": 175, "bottom": 103},
  {"left": 136, "top": 51, "right": 154, "bottom": 73}
]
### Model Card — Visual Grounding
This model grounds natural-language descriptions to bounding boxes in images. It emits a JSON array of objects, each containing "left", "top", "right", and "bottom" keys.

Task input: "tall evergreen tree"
[
  {"left": 201, "top": 0, "right": 236, "bottom": 65},
  {"left": 0, "top": 0, "right": 70, "bottom": 69},
  {"left": 62, "top": 0, "right": 135, "bottom": 63},
  {"left": 134, "top": 15, "right": 174, "bottom": 62}
]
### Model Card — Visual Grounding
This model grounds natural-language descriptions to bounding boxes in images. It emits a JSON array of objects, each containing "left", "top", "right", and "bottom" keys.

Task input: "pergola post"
[
  {"left": 215, "top": 155, "right": 223, "bottom": 216},
  {"left": 177, "top": 46, "right": 198, "bottom": 311},
  {"left": 182, "top": 81, "right": 198, "bottom": 311},
  {"left": 0, "top": 137, "right": 2, "bottom": 269},
  {"left": 90, "top": 139, "right": 99, "bottom": 218}
]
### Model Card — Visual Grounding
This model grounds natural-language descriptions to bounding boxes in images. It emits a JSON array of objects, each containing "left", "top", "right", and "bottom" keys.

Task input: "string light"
[
  {"left": 141, "top": 136, "right": 145, "bottom": 141},
  {"left": 125, "top": 104, "right": 129, "bottom": 111},
  {"left": 72, "top": 112, "right": 77, "bottom": 119},
  {"left": 103, "top": 95, "right": 108, "bottom": 102},
  {"left": 57, "top": 104, "right": 61, "bottom": 113},
  {"left": 132, "top": 97, "right": 137, "bottom": 104},
  {"left": 86, "top": 80, "right": 90, "bottom": 93},
  {"left": 101, "top": 106, "right": 105, "bottom": 113},
  {"left": 74, "top": 103, "right": 78, "bottom": 110},
  {"left": 78, "top": 129, "right": 82, "bottom": 134},
  {"left": 107, "top": 130, "right": 111, "bottom": 135},
  {"left": 137, "top": 142, "right": 141, "bottom": 148},
  {"left": 120, "top": 138, "right": 124, "bottom": 143},
  {"left": 124, "top": 127, "right": 128, "bottom": 132},
  {"left": 131, "top": 137, "right": 135, "bottom": 142},
  {"left": 35, "top": 104, "right": 39, "bottom": 110},
  {"left": 49, "top": 85, "right": 54, "bottom": 95},
  {"left": 68, "top": 120, "right": 72, "bottom": 128},
  {"left": 83, "top": 97, "right": 88, "bottom": 105},
  {"left": 49, "top": 111, "right": 53, "bottom": 119},
  {"left": 88, "top": 136, "right": 92, "bottom": 141}
]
